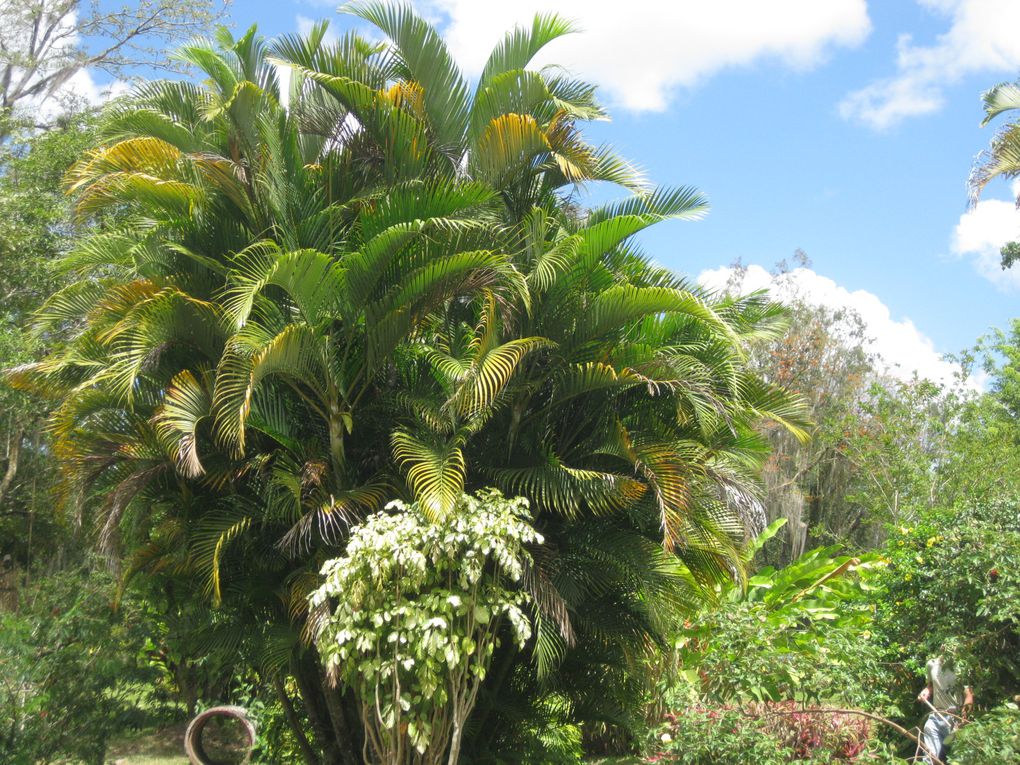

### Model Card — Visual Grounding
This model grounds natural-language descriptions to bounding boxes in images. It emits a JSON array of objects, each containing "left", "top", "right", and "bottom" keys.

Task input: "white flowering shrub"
[{"left": 309, "top": 489, "right": 541, "bottom": 765}]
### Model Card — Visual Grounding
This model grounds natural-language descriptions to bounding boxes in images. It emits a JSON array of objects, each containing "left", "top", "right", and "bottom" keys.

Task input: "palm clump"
[{"left": 11, "top": 3, "right": 807, "bottom": 761}]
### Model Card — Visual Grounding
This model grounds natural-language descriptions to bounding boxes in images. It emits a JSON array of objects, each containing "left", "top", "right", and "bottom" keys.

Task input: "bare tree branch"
[{"left": 0, "top": 0, "right": 229, "bottom": 117}]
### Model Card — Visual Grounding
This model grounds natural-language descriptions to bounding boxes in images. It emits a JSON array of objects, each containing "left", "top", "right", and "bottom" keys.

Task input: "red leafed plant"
[
  {"left": 753, "top": 701, "right": 872, "bottom": 759},
  {"left": 651, "top": 702, "right": 877, "bottom": 764}
]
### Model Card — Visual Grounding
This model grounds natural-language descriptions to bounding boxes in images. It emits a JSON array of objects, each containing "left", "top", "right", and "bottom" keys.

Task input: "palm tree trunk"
[
  {"left": 294, "top": 656, "right": 344, "bottom": 765},
  {"left": 318, "top": 670, "right": 359, "bottom": 765}
]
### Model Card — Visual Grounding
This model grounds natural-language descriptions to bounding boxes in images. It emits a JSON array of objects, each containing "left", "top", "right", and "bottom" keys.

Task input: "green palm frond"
[
  {"left": 190, "top": 505, "right": 255, "bottom": 606},
  {"left": 454, "top": 336, "right": 552, "bottom": 416},
  {"left": 736, "top": 372, "right": 812, "bottom": 443},
  {"left": 33, "top": 279, "right": 115, "bottom": 331},
  {"left": 391, "top": 428, "right": 466, "bottom": 520},
  {"left": 576, "top": 285, "right": 727, "bottom": 344},
  {"left": 344, "top": 0, "right": 470, "bottom": 156},
  {"left": 278, "top": 482, "right": 389, "bottom": 553},
  {"left": 970, "top": 122, "right": 1020, "bottom": 204},
  {"left": 155, "top": 369, "right": 214, "bottom": 478},
  {"left": 68, "top": 136, "right": 183, "bottom": 184},
  {"left": 279, "top": 60, "right": 434, "bottom": 177},
  {"left": 586, "top": 185, "right": 710, "bottom": 226},
  {"left": 981, "top": 80, "right": 1020, "bottom": 126},
  {"left": 489, "top": 457, "right": 648, "bottom": 518},
  {"left": 365, "top": 248, "right": 527, "bottom": 363},
  {"left": 478, "top": 13, "right": 576, "bottom": 90},
  {"left": 469, "top": 70, "right": 556, "bottom": 144},
  {"left": 470, "top": 113, "right": 551, "bottom": 188},
  {"left": 527, "top": 233, "right": 582, "bottom": 293},
  {"left": 71, "top": 171, "right": 206, "bottom": 219},
  {"left": 223, "top": 242, "right": 345, "bottom": 328},
  {"left": 104, "top": 289, "right": 226, "bottom": 401},
  {"left": 213, "top": 324, "right": 327, "bottom": 453}
]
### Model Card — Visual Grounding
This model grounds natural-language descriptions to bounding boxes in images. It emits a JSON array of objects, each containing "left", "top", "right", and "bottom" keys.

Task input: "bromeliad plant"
[{"left": 310, "top": 490, "right": 540, "bottom": 765}]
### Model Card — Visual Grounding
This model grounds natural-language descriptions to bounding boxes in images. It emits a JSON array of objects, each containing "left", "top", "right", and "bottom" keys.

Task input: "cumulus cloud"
[
  {"left": 33, "top": 70, "right": 129, "bottom": 121},
  {"left": 951, "top": 181, "right": 1020, "bottom": 289},
  {"left": 840, "top": 0, "right": 1020, "bottom": 129},
  {"left": 698, "top": 264, "right": 966, "bottom": 386},
  {"left": 414, "top": 0, "right": 870, "bottom": 111}
]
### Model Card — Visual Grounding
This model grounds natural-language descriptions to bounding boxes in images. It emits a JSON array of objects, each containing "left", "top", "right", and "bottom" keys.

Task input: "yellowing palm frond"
[
  {"left": 155, "top": 369, "right": 214, "bottom": 478},
  {"left": 391, "top": 428, "right": 466, "bottom": 520}
]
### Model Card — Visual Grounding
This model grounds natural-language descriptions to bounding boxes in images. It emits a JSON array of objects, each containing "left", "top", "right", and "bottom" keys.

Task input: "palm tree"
[
  {"left": 11, "top": 5, "right": 807, "bottom": 761},
  {"left": 969, "top": 80, "right": 1020, "bottom": 268},
  {"left": 970, "top": 80, "right": 1020, "bottom": 203}
]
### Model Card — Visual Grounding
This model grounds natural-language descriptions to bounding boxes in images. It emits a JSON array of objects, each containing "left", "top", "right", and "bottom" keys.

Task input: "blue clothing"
[{"left": 921, "top": 711, "right": 953, "bottom": 765}]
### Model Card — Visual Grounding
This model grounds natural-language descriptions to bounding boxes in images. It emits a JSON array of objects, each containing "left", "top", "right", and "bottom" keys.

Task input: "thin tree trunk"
[
  {"left": 274, "top": 675, "right": 320, "bottom": 765},
  {"left": 0, "top": 428, "right": 22, "bottom": 506}
]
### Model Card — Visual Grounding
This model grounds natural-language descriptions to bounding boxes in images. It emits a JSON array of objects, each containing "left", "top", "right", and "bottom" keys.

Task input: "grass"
[
  {"left": 105, "top": 723, "right": 188, "bottom": 765},
  {"left": 104, "top": 724, "right": 646, "bottom": 764}
]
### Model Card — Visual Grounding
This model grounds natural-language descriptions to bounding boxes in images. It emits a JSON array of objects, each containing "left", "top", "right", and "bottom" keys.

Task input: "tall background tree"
[
  {"left": 0, "top": 112, "right": 96, "bottom": 582},
  {"left": 0, "top": 0, "right": 226, "bottom": 132}
]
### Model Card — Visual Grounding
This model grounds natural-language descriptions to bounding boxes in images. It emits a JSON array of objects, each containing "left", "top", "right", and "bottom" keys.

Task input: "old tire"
[{"left": 184, "top": 705, "right": 256, "bottom": 764}]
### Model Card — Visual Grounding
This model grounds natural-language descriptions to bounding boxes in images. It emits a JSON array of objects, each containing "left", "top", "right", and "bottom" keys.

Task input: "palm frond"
[
  {"left": 344, "top": 0, "right": 470, "bottom": 156},
  {"left": 981, "top": 80, "right": 1020, "bottom": 126},
  {"left": 478, "top": 13, "right": 576, "bottom": 90},
  {"left": 154, "top": 369, "right": 214, "bottom": 478},
  {"left": 391, "top": 428, "right": 466, "bottom": 520}
]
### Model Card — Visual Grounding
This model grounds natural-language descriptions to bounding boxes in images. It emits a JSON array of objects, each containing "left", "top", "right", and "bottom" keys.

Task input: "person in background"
[{"left": 917, "top": 653, "right": 973, "bottom": 764}]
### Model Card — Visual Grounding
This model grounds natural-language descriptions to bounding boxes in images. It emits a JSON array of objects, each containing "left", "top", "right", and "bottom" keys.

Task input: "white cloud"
[
  {"left": 951, "top": 181, "right": 1020, "bottom": 289},
  {"left": 840, "top": 0, "right": 1020, "bottom": 129},
  {"left": 698, "top": 264, "right": 967, "bottom": 386},
  {"left": 296, "top": 14, "right": 338, "bottom": 42},
  {"left": 40, "top": 70, "right": 129, "bottom": 116},
  {"left": 416, "top": 0, "right": 870, "bottom": 112}
]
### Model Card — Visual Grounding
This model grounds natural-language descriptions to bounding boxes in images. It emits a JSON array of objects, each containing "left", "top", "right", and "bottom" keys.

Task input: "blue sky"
[{"left": 81, "top": 1, "right": 1020, "bottom": 380}]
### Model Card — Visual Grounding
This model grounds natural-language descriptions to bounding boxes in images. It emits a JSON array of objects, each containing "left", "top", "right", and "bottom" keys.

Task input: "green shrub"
[
  {"left": 0, "top": 568, "right": 157, "bottom": 764},
  {"left": 310, "top": 490, "right": 540, "bottom": 765},
  {"left": 951, "top": 702, "right": 1020, "bottom": 765},
  {"left": 651, "top": 706, "right": 794, "bottom": 765},
  {"left": 875, "top": 496, "right": 1020, "bottom": 706},
  {"left": 667, "top": 524, "right": 890, "bottom": 711}
]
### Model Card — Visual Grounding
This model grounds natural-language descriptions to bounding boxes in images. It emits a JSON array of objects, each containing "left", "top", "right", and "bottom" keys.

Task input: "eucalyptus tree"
[
  {"left": 0, "top": 0, "right": 226, "bottom": 135},
  {"left": 12, "top": 4, "right": 806, "bottom": 761}
]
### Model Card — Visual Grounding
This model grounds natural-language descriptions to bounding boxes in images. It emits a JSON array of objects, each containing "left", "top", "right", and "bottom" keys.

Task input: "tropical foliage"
[
  {"left": 6, "top": 4, "right": 1020, "bottom": 765},
  {"left": 969, "top": 79, "right": 1020, "bottom": 268},
  {"left": 875, "top": 497, "right": 1020, "bottom": 708},
  {"left": 651, "top": 703, "right": 898, "bottom": 765},
  {"left": 0, "top": 110, "right": 98, "bottom": 571},
  {"left": 950, "top": 701, "right": 1020, "bottom": 765},
  {"left": 668, "top": 519, "right": 887, "bottom": 709},
  {"left": 6, "top": 3, "right": 805, "bottom": 761},
  {"left": 0, "top": 568, "right": 160, "bottom": 765}
]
